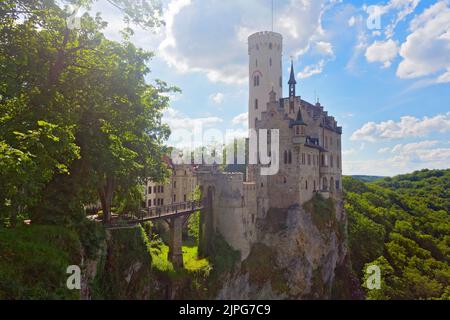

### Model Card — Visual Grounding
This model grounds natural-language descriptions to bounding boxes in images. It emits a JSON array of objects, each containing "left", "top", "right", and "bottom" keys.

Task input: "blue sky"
[{"left": 87, "top": 0, "right": 450, "bottom": 176}]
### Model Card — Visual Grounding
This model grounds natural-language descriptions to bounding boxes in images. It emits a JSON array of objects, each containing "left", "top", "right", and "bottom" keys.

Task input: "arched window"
[
  {"left": 255, "top": 99, "right": 258, "bottom": 110},
  {"left": 323, "top": 177, "right": 328, "bottom": 191},
  {"left": 257, "top": 75, "right": 260, "bottom": 86},
  {"left": 283, "top": 177, "right": 287, "bottom": 184}
]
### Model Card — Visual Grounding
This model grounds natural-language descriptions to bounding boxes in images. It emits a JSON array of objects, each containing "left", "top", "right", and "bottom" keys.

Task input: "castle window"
[
  {"left": 161, "top": 199, "right": 164, "bottom": 205},
  {"left": 269, "top": 42, "right": 273, "bottom": 49},
  {"left": 305, "top": 180, "right": 308, "bottom": 190},
  {"left": 149, "top": 186, "right": 152, "bottom": 194},
  {"left": 173, "top": 194, "right": 176, "bottom": 203},
  {"left": 301, "top": 126, "right": 305, "bottom": 135},
  {"left": 157, "top": 198, "right": 160, "bottom": 206},
  {"left": 283, "top": 177, "right": 287, "bottom": 184},
  {"left": 255, "top": 99, "right": 258, "bottom": 110},
  {"left": 284, "top": 150, "right": 288, "bottom": 164},
  {"left": 153, "top": 199, "right": 156, "bottom": 206},
  {"left": 269, "top": 58, "right": 272, "bottom": 67},
  {"left": 153, "top": 186, "right": 157, "bottom": 193},
  {"left": 336, "top": 180, "right": 340, "bottom": 190},
  {"left": 296, "top": 126, "right": 300, "bottom": 135},
  {"left": 253, "top": 76, "right": 257, "bottom": 86},
  {"left": 184, "top": 194, "right": 187, "bottom": 202},
  {"left": 323, "top": 177, "right": 328, "bottom": 191},
  {"left": 148, "top": 200, "right": 152, "bottom": 207},
  {"left": 161, "top": 186, "right": 164, "bottom": 193},
  {"left": 174, "top": 181, "right": 177, "bottom": 188},
  {"left": 302, "top": 153, "right": 306, "bottom": 165}
]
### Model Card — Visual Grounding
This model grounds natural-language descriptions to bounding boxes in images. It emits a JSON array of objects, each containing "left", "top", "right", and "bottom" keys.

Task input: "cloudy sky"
[{"left": 88, "top": 0, "right": 450, "bottom": 176}]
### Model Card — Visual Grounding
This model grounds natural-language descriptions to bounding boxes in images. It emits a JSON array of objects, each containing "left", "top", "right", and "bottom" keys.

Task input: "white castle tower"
[{"left": 248, "top": 31, "right": 283, "bottom": 129}]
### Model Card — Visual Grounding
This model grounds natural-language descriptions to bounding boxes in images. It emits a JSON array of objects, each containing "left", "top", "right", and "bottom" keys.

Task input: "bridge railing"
[{"left": 140, "top": 200, "right": 204, "bottom": 220}]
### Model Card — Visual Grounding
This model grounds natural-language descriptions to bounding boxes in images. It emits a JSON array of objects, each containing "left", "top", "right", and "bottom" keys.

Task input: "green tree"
[{"left": 0, "top": 0, "right": 175, "bottom": 225}]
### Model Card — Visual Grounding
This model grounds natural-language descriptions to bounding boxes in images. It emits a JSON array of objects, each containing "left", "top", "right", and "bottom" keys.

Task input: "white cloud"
[
  {"left": 378, "top": 147, "right": 391, "bottom": 154},
  {"left": 315, "top": 41, "right": 334, "bottom": 56},
  {"left": 209, "top": 92, "right": 224, "bottom": 105},
  {"left": 342, "top": 149, "right": 357, "bottom": 156},
  {"left": 365, "top": 39, "right": 399, "bottom": 68},
  {"left": 158, "top": 0, "right": 336, "bottom": 85},
  {"left": 232, "top": 112, "right": 248, "bottom": 126},
  {"left": 390, "top": 140, "right": 439, "bottom": 153},
  {"left": 163, "top": 107, "right": 223, "bottom": 132},
  {"left": 298, "top": 60, "right": 326, "bottom": 79},
  {"left": 396, "top": 1, "right": 450, "bottom": 83},
  {"left": 344, "top": 140, "right": 450, "bottom": 176},
  {"left": 351, "top": 113, "right": 450, "bottom": 141},
  {"left": 348, "top": 16, "right": 356, "bottom": 27}
]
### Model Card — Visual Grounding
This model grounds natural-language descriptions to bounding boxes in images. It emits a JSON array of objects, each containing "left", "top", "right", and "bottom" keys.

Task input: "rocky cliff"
[{"left": 217, "top": 195, "right": 348, "bottom": 299}]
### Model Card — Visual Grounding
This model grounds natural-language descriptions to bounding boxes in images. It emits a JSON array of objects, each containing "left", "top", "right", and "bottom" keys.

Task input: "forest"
[{"left": 344, "top": 169, "right": 450, "bottom": 300}]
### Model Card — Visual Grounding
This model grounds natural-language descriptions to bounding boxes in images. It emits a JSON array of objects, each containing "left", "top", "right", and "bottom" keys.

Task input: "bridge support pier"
[{"left": 168, "top": 216, "right": 183, "bottom": 269}]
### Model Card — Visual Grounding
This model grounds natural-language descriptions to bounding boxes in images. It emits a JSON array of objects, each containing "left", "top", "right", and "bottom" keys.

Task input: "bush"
[{"left": 0, "top": 225, "right": 82, "bottom": 300}]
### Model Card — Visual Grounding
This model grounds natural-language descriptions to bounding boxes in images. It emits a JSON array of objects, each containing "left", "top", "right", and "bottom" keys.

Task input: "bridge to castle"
[{"left": 106, "top": 199, "right": 208, "bottom": 269}]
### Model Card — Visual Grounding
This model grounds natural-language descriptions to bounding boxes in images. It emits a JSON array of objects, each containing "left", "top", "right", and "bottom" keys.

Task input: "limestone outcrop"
[{"left": 217, "top": 197, "right": 347, "bottom": 299}]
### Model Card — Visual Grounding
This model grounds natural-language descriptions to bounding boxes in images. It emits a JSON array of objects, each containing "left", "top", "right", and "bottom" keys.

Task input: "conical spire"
[
  {"left": 289, "top": 107, "right": 307, "bottom": 127},
  {"left": 288, "top": 60, "right": 297, "bottom": 85},
  {"left": 296, "top": 108, "right": 304, "bottom": 122}
]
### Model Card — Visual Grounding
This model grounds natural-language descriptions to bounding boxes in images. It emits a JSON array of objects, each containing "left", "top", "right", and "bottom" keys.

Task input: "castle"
[{"left": 145, "top": 31, "right": 342, "bottom": 260}]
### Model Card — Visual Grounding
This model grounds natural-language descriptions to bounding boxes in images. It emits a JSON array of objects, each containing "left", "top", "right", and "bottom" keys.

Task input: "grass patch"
[
  {"left": 303, "top": 193, "right": 337, "bottom": 232},
  {"left": 0, "top": 225, "right": 82, "bottom": 300}
]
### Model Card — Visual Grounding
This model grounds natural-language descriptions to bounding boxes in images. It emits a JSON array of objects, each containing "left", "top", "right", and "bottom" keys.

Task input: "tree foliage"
[
  {"left": 0, "top": 0, "right": 175, "bottom": 225},
  {"left": 344, "top": 169, "right": 450, "bottom": 300}
]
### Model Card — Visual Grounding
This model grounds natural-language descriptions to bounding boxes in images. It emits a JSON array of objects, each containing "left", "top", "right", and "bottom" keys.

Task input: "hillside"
[
  {"left": 350, "top": 175, "right": 385, "bottom": 183},
  {"left": 344, "top": 169, "right": 450, "bottom": 300}
]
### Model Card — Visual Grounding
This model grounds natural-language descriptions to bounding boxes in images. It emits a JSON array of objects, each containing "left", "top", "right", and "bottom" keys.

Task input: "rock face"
[{"left": 218, "top": 197, "right": 347, "bottom": 299}]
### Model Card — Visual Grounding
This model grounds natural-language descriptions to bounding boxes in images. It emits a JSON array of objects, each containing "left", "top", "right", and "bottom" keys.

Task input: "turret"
[
  {"left": 290, "top": 108, "right": 307, "bottom": 144},
  {"left": 248, "top": 31, "right": 283, "bottom": 129}
]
